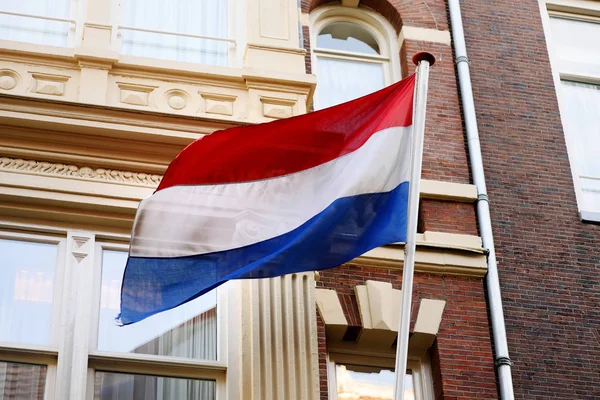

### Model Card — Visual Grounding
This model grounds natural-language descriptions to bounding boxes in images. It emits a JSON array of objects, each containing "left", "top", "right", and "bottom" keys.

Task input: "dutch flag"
[{"left": 118, "top": 74, "right": 416, "bottom": 325}]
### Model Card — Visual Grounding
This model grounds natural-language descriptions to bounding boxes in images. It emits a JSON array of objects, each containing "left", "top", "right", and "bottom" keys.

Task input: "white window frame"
[
  {"left": 0, "top": 229, "right": 68, "bottom": 400},
  {"left": 0, "top": 226, "right": 236, "bottom": 400},
  {"left": 113, "top": 0, "right": 239, "bottom": 68},
  {"left": 539, "top": 0, "right": 600, "bottom": 222},
  {"left": 327, "top": 351, "right": 435, "bottom": 400},
  {"left": 85, "top": 240, "right": 229, "bottom": 399},
  {"left": 309, "top": 5, "right": 402, "bottom": 110}
]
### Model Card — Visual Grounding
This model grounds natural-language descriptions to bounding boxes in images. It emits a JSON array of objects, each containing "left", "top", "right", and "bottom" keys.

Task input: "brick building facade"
[
  {"left": 0, "top": 0, "right": 597, "bottom": 399},
  {"left": 461, "top": 0, "right": 600, "bottom": 398},
  {"left": 303, "top": 0, "right": 600, "bottom": 399}
]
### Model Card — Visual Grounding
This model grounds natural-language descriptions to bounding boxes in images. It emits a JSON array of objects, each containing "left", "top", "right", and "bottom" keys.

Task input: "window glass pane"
[
  {"left": 0, "top": 361, "right": 47, "bottom": 399},
  {"left": 121, "top": 0, "right": 229, "bottom": 66},
  {"left": 98, "top": 250, "right": 218, "bottom": 360},
  {"left": 336, "top": 364, "right": 414, "bottom": 400},
  {"left": 549, "top": 17, "right": 600, "bottom": 76},
  {"left": 94, "top": 371, "right": 215, "bottom": 400},
  {"left": 318, "top": 22, "right": 380, "bottom": 55},
  {"left": 0, "top": 0, "right": 71, "bottom": 47},
  {"left": 315, "top": 57, "right": 384, "bottom": 109},
  {"left": 559, "top": 80, "right": 600, "bottom": 212},
  {"left": 0, "top": 239, "right": 58, "bottom": 345}
]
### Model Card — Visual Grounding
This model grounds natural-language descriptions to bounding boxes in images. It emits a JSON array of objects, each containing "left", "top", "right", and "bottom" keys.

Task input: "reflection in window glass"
[
  {"left": 121, "top": 0, "right": 229, "bottom": 66},
  {"left": 0, "top": 239, "right": 57, "bottom": 345},
  {"left": 336, "top": 364, "right": 414, "bottom": 400},
  {"left": 315, "top": 57, "right": 384, "bottom": 109},
  {"left": 94, "top": 371, "right": 215, "bottom": 400},
  {"left": 0, "top": 361, "right": 46, "bottom": 399},
  {"left": 0, "top": 0, "right": 71, "bottom": 47},
  {"left": 318, "top": 22, "right": 380, "bottom": 55},
  {"left": 98, "top": 250, "right": 217, "bottom": 360}
]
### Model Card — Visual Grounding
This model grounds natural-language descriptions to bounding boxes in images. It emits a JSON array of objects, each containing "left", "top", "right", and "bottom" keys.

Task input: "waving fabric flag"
[{"left": 118, "top": 74, "right": 416, "bottom": 325}]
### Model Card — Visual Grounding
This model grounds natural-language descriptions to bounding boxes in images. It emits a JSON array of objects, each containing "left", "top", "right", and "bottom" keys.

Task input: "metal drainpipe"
[{"left": 447, "top": 1, "right": 516, "bottom": 399}]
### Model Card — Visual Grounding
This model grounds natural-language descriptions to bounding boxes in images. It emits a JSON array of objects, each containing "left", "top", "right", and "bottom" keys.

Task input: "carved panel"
[
  {"left": 260, "top": 96, "right": 296, "bottom": 119},
  {"left": 32, "top": 72, "right": 70, "bottom": 96},
  {"left": 200, "top": 92, "right": 236, "bottom": 116},
  {"left": 165, "top": 89, "right": 191, "bottom": 111},
  {"left": 117, "top": 82, "right": 157, "bottom": 106},
  {"left": 0, "top": 157, "right": 162, "bottom": 187},
  {"left": 0, "top": 69, "right": 20, "bottom": 91},
  {"left": 258, "top": 0, "right": 290, "bottom": 40}
]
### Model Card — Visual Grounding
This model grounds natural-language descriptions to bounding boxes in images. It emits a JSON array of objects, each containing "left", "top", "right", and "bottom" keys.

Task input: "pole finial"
[{"left": 412, "top": 52, "right": 436, "bottom": 66}]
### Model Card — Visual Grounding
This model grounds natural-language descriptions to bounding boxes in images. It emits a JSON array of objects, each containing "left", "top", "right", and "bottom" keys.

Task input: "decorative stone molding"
[
  {"left": 241, "top": 274, "right": 319, "bottom": 400},
  {"left": 355, "top": 281, "right": 402, "bottom": 346},
  {"left": 399, "top": 26, "right": 452, "bottom": 46},
  {"left": 320, "top": 281, "right": 446, "bottom": 353},
  {"left": 315, "top": 289, "right": 348, "bottom": 341},
  {"left": 351, "top": 232, "right": 487, "bottom": 277},
  {"left": 0, "top": 157, "right": 162, "bottom": 188},
  {"left": 261, "top": 96, "right": 296, "bottom": 119},
  {"left": 31, "top": 72, "right": 70, "bottom": 96},
  {"left": 0, "top": 69, "right": 20, "bottom": 91},
  {"left": 200, "top": 92, "right": 236, "bottom": 116},
  {"left": 420, "top": 179, "right": 478, "bottom": 203},
  {"left": 71, "top": 235, "right": 91, "bottom": 263},
  {"left": 410, "top": 299, "right": 446, "bottom": 356},
  {"left": 165, "top": 89, "right": 190, "bottom": 111},
  {"left": 117, "top": 82, "right": 157, "bottom": 106}
]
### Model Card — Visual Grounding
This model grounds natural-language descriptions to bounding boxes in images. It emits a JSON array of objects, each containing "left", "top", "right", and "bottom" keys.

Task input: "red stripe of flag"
[{"left": 157, "top": 74, "right": 415, "bottom": 191}]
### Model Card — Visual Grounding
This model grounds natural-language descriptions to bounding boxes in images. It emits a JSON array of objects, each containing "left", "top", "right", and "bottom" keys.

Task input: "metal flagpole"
[{"left": 393, "top": 52, "right": 435, "bottom": 400}]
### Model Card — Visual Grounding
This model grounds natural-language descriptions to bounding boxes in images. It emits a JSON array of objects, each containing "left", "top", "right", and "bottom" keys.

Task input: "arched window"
[{"left": 310, "top": 6, "right": 401, "bottom": 110}]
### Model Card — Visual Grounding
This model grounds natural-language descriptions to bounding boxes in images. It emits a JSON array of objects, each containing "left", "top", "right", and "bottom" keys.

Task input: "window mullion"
[{"left": 54, "top": 231, "right": 96, "bottom": 400}]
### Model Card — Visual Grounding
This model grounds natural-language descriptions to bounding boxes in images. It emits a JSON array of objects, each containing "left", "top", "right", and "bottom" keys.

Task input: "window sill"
[{"left": 580, "top": 210, "right": 600, "bottom": 223}]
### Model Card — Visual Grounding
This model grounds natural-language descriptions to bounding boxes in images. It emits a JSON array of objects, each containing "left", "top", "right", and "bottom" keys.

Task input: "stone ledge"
[
  {"left": 351, "top": 240, "right": 487, "bottom": 277},
  {"left": 420, "top": 179, "right": 477, "bottom": 203}
]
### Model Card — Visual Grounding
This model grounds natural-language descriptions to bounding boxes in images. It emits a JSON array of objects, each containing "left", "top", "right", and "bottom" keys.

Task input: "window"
[
  {"left": 546, "top": 11, "right": 600, "bottom": 221},
  {"left": 0, "top": 230, "right": 229, "bottom": 399},
  {"left": 0, "top": 0, "right": 74, "bottom": 47},
  {"left": 328, "top": 353, "right": 434, "bottom": 400},
  {"left": 0, "top": 239, "right": 59, "bottom": 345},
  {"left": 0, "top": 232, "right": 66, "bottom": 400},
  {"left": 90, "top": 243, "right": 225, "bottom": 399},
  {"left": 310, "top": 6, "right": 401, "bottom": 110},
  {"left": 118, "top": 0, "right": 232, "bottom": 66}
]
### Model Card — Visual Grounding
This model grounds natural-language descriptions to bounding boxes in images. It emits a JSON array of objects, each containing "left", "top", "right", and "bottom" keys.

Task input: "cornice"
[{"left": 0, "top": 93, "right": 240, "bottom": 142}]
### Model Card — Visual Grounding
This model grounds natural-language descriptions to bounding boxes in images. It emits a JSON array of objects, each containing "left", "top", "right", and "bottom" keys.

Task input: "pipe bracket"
[
  {"left": 478, "top": 193, "right": 489, "bottom": 203},
  {"left": 455, "top": 55, "right": 470, "bottom": 65},
  {"left": 495, "top": 357, "right": 513, "bottom": 367}
]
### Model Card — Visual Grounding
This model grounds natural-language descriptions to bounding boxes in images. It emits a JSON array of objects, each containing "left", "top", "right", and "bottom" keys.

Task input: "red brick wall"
[
  {"left": 317, "top": 265, "right": 499, "bottom": 400},
  {"left": 302, "top": 0, "right": 500, "bottom": 398},
  {"left": 459, "top": 0, "right": 600, "bottom": 398}
]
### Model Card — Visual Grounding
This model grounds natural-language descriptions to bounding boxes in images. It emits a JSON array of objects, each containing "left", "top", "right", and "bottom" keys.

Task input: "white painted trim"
[
  {"left": 538, "top": 0, "right": 600, "bottom": 217},
  {"left": 88, "top": 351, "right": 227, "bottom": 379}
]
